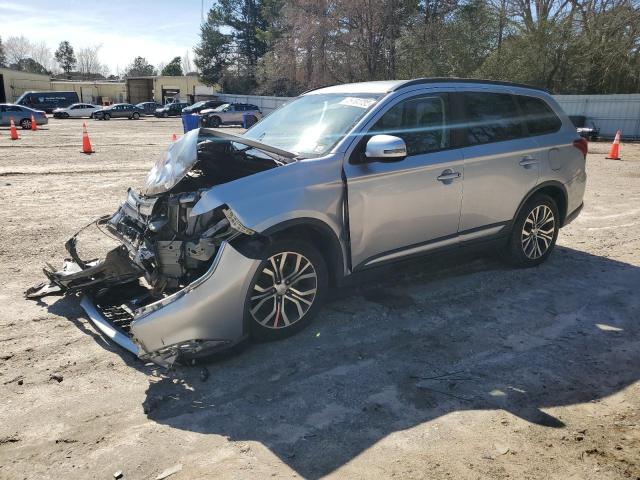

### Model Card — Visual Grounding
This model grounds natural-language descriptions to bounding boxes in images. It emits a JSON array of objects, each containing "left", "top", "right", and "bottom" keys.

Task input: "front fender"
[{"left": 190, "top": 157, "right": 345, "bottom": 240}]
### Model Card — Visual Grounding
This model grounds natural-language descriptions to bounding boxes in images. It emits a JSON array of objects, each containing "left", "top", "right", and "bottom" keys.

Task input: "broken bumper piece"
[{"left": 31, "top": 242, "right": 261, "bottom": 368}]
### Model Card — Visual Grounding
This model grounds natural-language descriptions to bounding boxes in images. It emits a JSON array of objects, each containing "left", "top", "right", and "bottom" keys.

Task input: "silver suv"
[
  {"left": 28, "top": 79, "right": 587, "bottom": 367},
  {"left": 201, "top": 103, "right": 262, "bottom": 127}
]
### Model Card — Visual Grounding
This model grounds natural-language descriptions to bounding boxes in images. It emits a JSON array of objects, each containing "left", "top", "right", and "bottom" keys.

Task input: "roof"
[{"left": 305, "top": 78, "right": 549, "bottom": 95}]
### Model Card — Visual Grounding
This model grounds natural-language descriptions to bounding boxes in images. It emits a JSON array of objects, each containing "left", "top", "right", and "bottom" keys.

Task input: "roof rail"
[{"left": 392, "top": 78, "right": 550, "bottom": 93}]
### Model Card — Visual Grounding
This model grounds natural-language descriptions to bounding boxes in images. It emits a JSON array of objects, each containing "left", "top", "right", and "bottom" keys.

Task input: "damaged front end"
[{"left": 26, "top": 128, "right": 296, "bottom": 367}]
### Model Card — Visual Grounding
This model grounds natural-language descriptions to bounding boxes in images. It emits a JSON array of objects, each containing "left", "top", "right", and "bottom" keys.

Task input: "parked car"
[
  {"left": 0, "top": 104, "right": 48, "bottom": 129},
  {"left": 181, "top": 100, "right": 225, "bottom": 114},
  {"left": 154, "top": 102, "right": 189, "bottom": 117},
  {"left": 569, "top": 115, "right": 599, "bottom": 141},
  {"left": 136, "top": 102, "right": 163, "bottom": 116},
  {"left": 53, "top": 103, "right": 101, "bottom": 119},
  {"left": 93, "top": 103, "right": 144, "bottom": 120},
  {"left": 15, "top": 91, "right": 79, "bottom": 113},
  {"left": 201, "top": 103, "right": 262, "bottom": 127},
  {"left": 27, "top": 79, "right": 587, "bottom": 368}
]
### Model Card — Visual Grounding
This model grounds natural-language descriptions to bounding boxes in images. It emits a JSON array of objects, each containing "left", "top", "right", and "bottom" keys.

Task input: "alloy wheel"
[
  {"left": 249, "top": 252, "right": 318, "bottom": 329},
  {"left": 521, "top": 204, "right": 555, "bottom": 259}
]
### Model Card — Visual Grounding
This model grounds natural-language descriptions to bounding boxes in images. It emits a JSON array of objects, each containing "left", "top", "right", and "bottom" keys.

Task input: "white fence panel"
[
  {"left": 217, "top": 94, "right": 291, "bottom": 115},
  {"left": 553, "top": 94, "right": 640, "bottom": 139}
]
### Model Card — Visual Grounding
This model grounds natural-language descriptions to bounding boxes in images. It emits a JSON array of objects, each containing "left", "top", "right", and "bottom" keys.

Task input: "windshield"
[
  {"left": 191, "top": 101, "right": 205, "bottom": 108},
  {"left": 242, "top": 93, "right": 381, "bottom": 157},
  {"left": 213, "top": 103, "right": 230, "bottom": 112}
]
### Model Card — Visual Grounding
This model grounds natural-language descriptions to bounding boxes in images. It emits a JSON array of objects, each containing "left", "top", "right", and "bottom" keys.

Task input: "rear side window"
[
  {"left": 371, "top": 94, "right": 450, "bottom": 156},
  {"left": 460, "top": 92, "right": 525, "bottom": 145},
  {"left": 517, "top": 95, "right": 562, "bottom": 135}
]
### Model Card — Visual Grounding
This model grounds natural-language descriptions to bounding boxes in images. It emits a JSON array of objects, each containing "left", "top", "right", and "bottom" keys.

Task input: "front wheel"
[
  {"left": 246, "top": 239, "right": 328, "bottom": 342},
  {"left": 20, "top": 118, "right": 31, "bottom": 130},
  {"left": 501, "top": 194, "right": 559, "bottom": 267},
  {"left": 103, "top": 113, "right": 110, "bottom": 120},
  {"left": 132, "top": 112, "right": 140, "bottom": 120}
]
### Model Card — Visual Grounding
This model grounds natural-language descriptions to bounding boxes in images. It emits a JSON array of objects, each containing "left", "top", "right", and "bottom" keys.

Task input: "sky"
[{"left": 0, "top": 0, "right": 214, "bottom": 74}]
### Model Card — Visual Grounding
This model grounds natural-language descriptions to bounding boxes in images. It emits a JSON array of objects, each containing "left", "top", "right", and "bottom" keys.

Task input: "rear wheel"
[
  {"left": 20, "top": 118, "right": 31, "bottom": 129},
  {"left": 246, "top": 239, "right": 327, "bottom": 342},
  {"left": 501, "top": 194, "right": 559, "bottom": 267}
]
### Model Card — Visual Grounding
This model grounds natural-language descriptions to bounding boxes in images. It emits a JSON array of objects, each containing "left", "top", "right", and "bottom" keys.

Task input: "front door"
[{"left": 344, "top": 92, "right": 464, "bottom": 270}]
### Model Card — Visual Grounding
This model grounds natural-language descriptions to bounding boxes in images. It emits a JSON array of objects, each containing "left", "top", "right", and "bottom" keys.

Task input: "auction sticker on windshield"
[{"left": 339, "top": 97, "right": 377, "bottom": 109}]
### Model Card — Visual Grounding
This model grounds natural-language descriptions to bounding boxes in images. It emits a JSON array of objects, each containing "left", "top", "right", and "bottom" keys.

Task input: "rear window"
[
  {"left": 460, "top": 92, "right": 526, "bottom": 145},
  {"left": 517, "top": 95, "right": 562, "bottom": 135}
]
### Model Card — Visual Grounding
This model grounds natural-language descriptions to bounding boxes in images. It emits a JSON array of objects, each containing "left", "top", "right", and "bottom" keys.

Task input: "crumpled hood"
[{"left": 144, "top": 128, "right": 298, "bottom": 197}]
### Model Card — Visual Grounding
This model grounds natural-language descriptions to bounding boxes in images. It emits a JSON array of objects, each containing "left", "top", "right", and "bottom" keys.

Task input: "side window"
[
  {"left": 370, "top": 95, "right": 450, "bottom": 156},
  {"left": 7, "top": 106, "right": 22, "bottom": 112},
  {"left": 517, "top": 95, "right": 562, "bottom": 135},
  {"left": 461, "top": 92, "right": 525, "bottom": 145}
]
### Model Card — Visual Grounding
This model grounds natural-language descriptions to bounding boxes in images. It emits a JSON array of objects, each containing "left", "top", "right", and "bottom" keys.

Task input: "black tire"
[
  {"left": 20, "top": 118, "right": 31, "bottom": 130},
  {"left": 162, "top": 111, "right": 169, "bottom": 118},
  {"left": 209, "top": 116, "right": 221, "bottom": 128},
  {"left": 246, "top": 238, "right": 328, "bottom": 342},
  {"left": 103, "top": 113, "right": 110, "bottom": 120},
  {"left": 501, "top": 193, "right": 559, "bottom": 268},
  {"left": 62, "top": 112, "right": 70, "bottom": 119},
  {"left": 132, "top": 112, "right": 140, "bottom": 120}
]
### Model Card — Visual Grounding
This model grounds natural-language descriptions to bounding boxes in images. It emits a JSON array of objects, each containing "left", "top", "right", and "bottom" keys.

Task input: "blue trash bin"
[{"left": 182, "top": 114, "right": 200, "bottom": 133}]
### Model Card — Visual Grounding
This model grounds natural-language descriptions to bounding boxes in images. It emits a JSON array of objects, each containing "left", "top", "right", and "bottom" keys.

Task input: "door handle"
[
  {"left": 519, "top": 156, "right": 538, "bottom": 167},
  {"left": 437, "top": 169, "right": 461, "bottom": 182}
]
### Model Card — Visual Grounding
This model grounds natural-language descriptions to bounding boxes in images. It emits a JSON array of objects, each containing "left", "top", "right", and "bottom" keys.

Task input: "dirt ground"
[{"left": 0, "top": 117, "right": 639, "bottom": 480}]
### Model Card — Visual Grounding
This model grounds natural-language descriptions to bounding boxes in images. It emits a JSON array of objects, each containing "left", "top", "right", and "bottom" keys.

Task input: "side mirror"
[{"left": 365, "top": 135, "right": 407, "bottom": 161}]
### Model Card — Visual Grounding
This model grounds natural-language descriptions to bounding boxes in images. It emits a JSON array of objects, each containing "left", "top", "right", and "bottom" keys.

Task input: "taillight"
[{"left": 573, "top": 137, "right": 588, "bottom": 157}]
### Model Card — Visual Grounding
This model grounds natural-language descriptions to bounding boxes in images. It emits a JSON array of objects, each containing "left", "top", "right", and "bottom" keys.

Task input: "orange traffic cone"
[
  {"left": 172, "top": 133, "right": 177, "bottom": 141},
  {"left": 606, "top": 130, "right": 621, "bottom": 160},
  {"left": 9, "top": 117, "right": 19, "bottom": 140},
  {"left": 81, "top": 122, "right": 94, "bottom": 154},
  {"left": 31, "top": 114, "right": 37, "bottom": 131}
]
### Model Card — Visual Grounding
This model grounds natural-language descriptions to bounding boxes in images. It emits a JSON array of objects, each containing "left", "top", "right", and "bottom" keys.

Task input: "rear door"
[
  {"left": 229, "top": 104, "right": 243, "bottom": 123},
  {"left": 456, "top": 90, "right": 540, "bottom": 232}
]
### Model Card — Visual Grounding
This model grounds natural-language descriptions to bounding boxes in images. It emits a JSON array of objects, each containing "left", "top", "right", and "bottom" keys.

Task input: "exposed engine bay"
[{"left": 25, "top": 129, "right": 297, "bottom": 365}]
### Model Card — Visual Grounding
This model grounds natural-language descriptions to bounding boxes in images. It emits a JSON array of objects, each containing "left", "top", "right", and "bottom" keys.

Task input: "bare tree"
[
  {"left": 4, "top": 36, "right": 32, "bottom": 66},
  {"left": 30, "top": 41, "right": 55, "bottom": 73},
  {"left": 76, "top": 45, "right": 109, "bottom": 78},
  {"left": 182, "top": 50, "right": 193, "bottom": 73}
]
